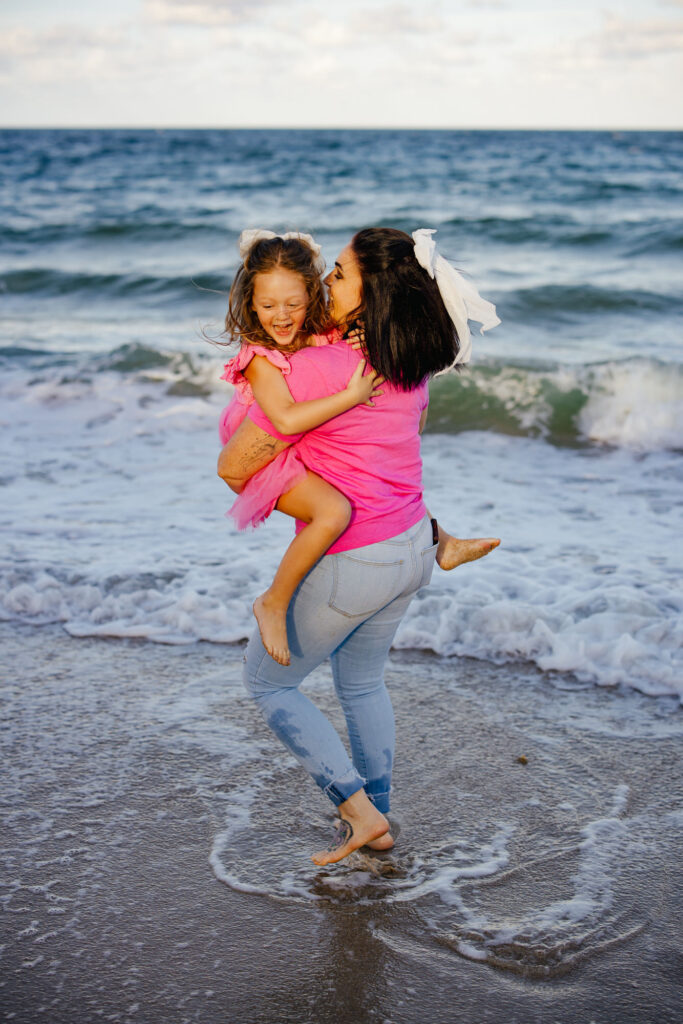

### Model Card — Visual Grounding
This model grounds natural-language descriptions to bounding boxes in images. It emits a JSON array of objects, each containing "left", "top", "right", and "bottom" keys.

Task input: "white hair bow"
[
  {"left": 412, "top": 228, "right": 500, "bottom": 366},
  {"left": 238, "top": 228, "right": 326, "bottom": 275}
]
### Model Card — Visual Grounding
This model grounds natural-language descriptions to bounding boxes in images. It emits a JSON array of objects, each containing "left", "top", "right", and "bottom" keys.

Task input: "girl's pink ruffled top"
[
  {"left": 218, "top": 330, "right": 341, "bottom": 529},
  {"left": 220, "top": 342, "right": 291, "bottom": 407},
  {"left": 218, "top": 331, "right": 340, "bottom": 446}
]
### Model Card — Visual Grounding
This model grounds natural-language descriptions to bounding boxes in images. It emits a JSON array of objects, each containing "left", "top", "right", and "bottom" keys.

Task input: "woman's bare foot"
[
  {"left": 332, "top": 817, "right": 395, "bottom": 851},
  {"left": 365, "top": 832, "right": 395, "bottom": 851},
  {"left": 312, "top": 792, "right": 389, "bottom": 866},
  {"left": 437, "top": 535, "right": 500, "bottom": 571},
  {"left": 253, "top": 593, "right": 290, "bottom": 666}
]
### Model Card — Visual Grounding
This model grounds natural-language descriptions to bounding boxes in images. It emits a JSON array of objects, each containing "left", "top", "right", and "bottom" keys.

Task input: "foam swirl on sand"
[{"left": 207, "top": 658, "right": 674, "bottom": 980}]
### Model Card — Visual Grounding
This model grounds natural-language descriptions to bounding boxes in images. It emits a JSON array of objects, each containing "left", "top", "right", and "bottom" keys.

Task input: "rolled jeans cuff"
[
  {"left": 366, "top": 788, "right": 391, "bottom": 815},
  {"left": 323, "top": 767, "right": 366, "bottom": 807}
]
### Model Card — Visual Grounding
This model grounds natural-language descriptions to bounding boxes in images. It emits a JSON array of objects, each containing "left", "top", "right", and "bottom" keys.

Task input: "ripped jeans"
[{"left": 242, "top": 514, "right": 437, "bottom": 814}]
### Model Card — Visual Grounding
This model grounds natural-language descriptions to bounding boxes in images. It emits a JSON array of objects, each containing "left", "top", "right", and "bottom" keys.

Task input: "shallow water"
[
  {"left": 210, "top": 653, "right": 680, "bottom": 975},
  {"left": 2, "top": 626, "right": 680, "bottom": 1023}
]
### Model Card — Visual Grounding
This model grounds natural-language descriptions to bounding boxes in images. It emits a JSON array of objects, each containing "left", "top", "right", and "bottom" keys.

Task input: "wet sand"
[{"left": 1, "top": 623, "right": 681, "bottom": 1024}]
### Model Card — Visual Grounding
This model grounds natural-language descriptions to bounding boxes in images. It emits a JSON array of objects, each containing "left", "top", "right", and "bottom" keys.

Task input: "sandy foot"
[
  {"left": 364, "top": 832, "right": 395, "bottom": 851},
  {"left": 253, "top": 594, "right": 290, "bottom": 666},
  {"left": 312, "top": 805, "right": 390, "bottom": 866},
  {"left": 332, "top": 817, "right": 395, "bottom": 851}
]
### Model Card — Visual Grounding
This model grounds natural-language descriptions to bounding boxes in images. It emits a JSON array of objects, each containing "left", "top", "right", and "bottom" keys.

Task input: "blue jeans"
[{"left": 243, "top": 514, "right": 437, "bottom": 814}]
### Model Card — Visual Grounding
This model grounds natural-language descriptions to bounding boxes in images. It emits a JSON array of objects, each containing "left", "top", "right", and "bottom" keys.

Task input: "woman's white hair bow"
[
  {"left": 412, "top": 228, "right": 500, "bottom": 366},
  {"left": 238, "top": 228, "right": 326, "bottom": 276}
]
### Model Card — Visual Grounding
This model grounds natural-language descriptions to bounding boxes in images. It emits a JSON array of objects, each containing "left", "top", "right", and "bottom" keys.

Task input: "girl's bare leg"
[{"left": 253, "top": 472, "right": 351, "bottom": 666}]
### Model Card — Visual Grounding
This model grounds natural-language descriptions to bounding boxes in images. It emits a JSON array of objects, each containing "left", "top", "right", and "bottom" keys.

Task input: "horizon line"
[{"left": 1, "top": 124, "right": 682, "bottom": 133}]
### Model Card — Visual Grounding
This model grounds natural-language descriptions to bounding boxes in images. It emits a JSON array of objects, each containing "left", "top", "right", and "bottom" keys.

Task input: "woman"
[{"left": 217, "top": 227, "right": 499, "bottom": 866}]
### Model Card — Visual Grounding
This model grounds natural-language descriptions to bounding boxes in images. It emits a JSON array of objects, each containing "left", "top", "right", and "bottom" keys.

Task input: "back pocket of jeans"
[
  {"left": 329, "top": 554, "right": 405, "bottom": 618},
  {"left": 418, "top": 542, "right": 438, "bottom": 589}
]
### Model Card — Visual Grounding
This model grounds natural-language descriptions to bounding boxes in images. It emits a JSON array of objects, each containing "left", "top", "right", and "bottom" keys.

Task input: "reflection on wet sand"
[{"left": 2, "top": 626, "right": 681, "bottom": 1023}]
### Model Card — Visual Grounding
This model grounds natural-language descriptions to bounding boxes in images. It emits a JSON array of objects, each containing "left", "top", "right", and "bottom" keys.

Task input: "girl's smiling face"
[
  {"left": 325, "top": 244, "right": 363, "bottom": 328},
  {"left": 252, "top": 267, "right": 309, "bottom": 347}
]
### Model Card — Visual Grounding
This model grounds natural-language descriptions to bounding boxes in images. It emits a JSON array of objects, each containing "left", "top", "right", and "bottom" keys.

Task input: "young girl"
[{"left": 218, "top": 229, "right": 384, "bottom": 667}]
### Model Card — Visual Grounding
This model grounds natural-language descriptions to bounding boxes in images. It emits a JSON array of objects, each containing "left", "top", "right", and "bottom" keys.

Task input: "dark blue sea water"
[{"left": 1, "top": 129, "right": 681, "bottom": 697}]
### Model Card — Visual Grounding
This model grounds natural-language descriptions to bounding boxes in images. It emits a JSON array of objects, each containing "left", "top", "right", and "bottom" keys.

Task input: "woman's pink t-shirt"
[{"left": 247, "top": 341, "right": 429, "bottom": 554}]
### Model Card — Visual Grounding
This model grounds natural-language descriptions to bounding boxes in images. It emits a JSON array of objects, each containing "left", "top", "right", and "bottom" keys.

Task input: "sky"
[{"left": 0, "top": 0, "right": 682, "bottom": 128}]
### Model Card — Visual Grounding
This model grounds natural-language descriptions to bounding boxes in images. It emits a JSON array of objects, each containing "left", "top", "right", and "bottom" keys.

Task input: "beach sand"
[{"left": 1, "top": 622, "right": 681, "bottom": 1024}]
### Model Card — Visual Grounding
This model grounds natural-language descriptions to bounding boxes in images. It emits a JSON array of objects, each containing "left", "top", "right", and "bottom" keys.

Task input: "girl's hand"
[
  {"left": 345, "top": 359, "right": 384, "bottom": 407},
  {"left": 346, "top": 324, "right": 365, "bottom": 351}
]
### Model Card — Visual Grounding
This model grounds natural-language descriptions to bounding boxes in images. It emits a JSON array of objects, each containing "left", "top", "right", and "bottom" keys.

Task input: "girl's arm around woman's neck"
[{"left": 243, "top": 354, "right": 379, "bottom": 435}]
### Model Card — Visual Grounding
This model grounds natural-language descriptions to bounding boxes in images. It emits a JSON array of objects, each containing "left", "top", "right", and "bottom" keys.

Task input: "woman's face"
[{"left": 325, "top": 244, "right": 363, "bottom": 328}]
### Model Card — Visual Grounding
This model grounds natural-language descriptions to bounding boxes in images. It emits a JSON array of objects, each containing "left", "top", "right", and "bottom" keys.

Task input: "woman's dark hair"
[
  {"left": 350, "top": 228, "right": 460, "bottom": 389},
  {"left": 222, "top": 235, "right": 329, "bottom": 352}
]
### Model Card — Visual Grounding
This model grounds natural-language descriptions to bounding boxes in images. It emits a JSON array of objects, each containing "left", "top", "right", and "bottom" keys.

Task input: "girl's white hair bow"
[
  {"left": 238, "top": 228, "right": 326, "bottom": 276},
  {"left": 412, "top": 228, "right": 500, "bottom": 367}
]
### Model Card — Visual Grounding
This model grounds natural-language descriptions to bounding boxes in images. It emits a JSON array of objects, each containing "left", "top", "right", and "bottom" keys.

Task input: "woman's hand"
[{"left": 345, "top": 359, "right": 384, "bottom": 407}]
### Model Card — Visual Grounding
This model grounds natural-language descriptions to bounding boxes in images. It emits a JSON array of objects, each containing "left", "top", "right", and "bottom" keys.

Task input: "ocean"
[
  {"left": 2, "top": 128, "right": 682, "bottom": 1022},
  {"left": 1, "top": 128, "right": 681, "bottom": 699}
]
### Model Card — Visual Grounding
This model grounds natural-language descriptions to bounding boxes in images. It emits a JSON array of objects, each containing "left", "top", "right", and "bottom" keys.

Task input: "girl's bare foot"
[
  {"left": 253, "top": 593, "right": 290, "bottom": 666},
  {"left": 312, "top": 792, "right": 389, "bottom": 866},
  {"left": 437, "top": 535, "right": 500, "bottom": 571}
]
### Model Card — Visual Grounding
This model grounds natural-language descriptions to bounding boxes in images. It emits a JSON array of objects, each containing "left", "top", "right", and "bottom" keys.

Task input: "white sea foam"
[
  {"left": 365, "top": 783, "right": 654, "bottom": 977},
  {"left": 433, "top": 784, "right": 646, "bottom": 973},
  {"left": 577, "top": 361, "right": 683, "bottom": 451},
  {"left": 1, "top": 363, "right": 681, "bottom": 701}
]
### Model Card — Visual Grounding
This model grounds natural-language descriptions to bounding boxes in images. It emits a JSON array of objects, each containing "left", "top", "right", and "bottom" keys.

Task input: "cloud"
[
  {"left": 0, "top": 0, "right": 503, "bottom": 87},
  {"left": 291, "top": 2, "right": 450, "bottom": 53},
  {"left": 145, "top": 0, "right": 271, "bottom": 27},
  {"left": 0, "top": 25, "right": 131, "bottom": 81},
  {"left": 350, "top": 3, "right": 446, "bottom": 38},
  {"left": 524, "top": 10, "right": 683, "bottom": 77},
  {"left": 2, "top": 0, "right": 680, "bottom": 127},
  {"left": 294, "top": 2, "right": 487, "bottom": 70},
  {"left": 596, "top": 12, "right": 683, "bottom": 60},
  {"left": 0, "top": 19, "right": 228, "bottom": 91},
  {"left": 300, "top": 15, "right": 353, "bottom": 51}
]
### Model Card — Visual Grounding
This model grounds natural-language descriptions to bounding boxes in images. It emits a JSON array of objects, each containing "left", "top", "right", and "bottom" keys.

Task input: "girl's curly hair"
[{"left": 222, "top": 235, "right": 330, "bottom": 352}]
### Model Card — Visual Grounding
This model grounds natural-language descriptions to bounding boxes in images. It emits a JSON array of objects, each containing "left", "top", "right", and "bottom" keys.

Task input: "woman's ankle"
[{"left": 338, "top": 789, "right": 387, "bottom": 824}]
